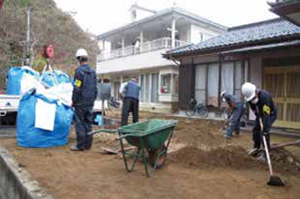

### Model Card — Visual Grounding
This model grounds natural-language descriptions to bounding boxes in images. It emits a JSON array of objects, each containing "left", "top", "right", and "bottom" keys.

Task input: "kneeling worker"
[
  {"left": 241, "top": 82, "right": 277, "bottom": 161},
  {"left": 221, "top": 92, "right": 244, "bottom": 139},
  {"left": 119, "top": 77, "right": 140, "bottom": 126}
]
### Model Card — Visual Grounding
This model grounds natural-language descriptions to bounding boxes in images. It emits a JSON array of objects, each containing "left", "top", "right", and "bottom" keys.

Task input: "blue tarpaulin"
[
  {"left": 6, "top": 67, "right": 40, "bottom": 95},
  {"left": 16, "top": 90, "right": 74, "bottom": 148},
  {"left": 41, "top": 70, "right": 70, "bottom": 87}
]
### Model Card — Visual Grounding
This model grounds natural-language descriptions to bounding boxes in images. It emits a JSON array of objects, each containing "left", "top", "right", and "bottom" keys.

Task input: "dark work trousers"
[
  {"left": 226, "top": 102, "right": 244, "bottom": 136},
  {"left": 121, "top": 97, "right": 139, "bottom": 126},
  {"left": 74, "top": 106, "right": 94, "bottom": 150},
  {"left": 252, "top": 115, "right": 276, "bottom": 150}
]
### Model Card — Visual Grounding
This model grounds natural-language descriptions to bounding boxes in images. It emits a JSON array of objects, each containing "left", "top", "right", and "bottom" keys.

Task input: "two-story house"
[
  {"left": 96, "top": 4, "right": 227, "bottom": 112},
  {"left": 269, "top": 0, "right": 300, "bottom": 26}
]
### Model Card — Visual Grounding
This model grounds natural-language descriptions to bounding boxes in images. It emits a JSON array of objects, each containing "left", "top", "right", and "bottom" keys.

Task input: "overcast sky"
[{"left": 54, "top": 0, "right": 277, "bottom": 35}]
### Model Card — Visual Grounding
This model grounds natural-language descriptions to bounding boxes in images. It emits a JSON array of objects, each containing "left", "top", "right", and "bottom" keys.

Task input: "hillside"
[{"left": 0, "top": 0, "right": 99, "bottom": 91}]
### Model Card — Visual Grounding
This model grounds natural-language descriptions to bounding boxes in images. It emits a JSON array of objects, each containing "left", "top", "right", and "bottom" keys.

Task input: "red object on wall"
[
  {"left": 160, "top": 88, "right": 165, "bottom": 93},
  {"left": 0, "top": 0, "right": 3, "bottom": 13}
]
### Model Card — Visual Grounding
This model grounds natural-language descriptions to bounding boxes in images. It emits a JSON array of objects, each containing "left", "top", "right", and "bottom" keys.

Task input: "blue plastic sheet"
[
  {"left": 94, "top": 114, "right": 102, "bottom": 126},
  {"left": 16, "top": 90, "right": 74, "bottom": 148},
  {"left": 41, "top": 70, "right": 70, "bottom": 87},
  {"left": 6, "top": 67, "right": 40, "bottom": 95}
]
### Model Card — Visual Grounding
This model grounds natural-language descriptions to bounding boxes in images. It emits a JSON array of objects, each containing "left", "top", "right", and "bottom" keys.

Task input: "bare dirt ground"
[{"left": 1, "top": 110, "right": 300, "bottom": 199}]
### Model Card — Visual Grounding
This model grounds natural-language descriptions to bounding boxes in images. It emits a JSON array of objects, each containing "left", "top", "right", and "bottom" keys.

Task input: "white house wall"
[
  {"left": 190, "top": 24, "right": 220, "bottom": 44},
  {"left": 96, "top": 49, "right": 175, "bottom": 74}
]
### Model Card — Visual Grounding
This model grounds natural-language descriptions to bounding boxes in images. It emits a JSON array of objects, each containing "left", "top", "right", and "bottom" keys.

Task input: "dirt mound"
[
  {"left": 173, "top": 119, "right": 223, "bottom": 147},
  {"left": 169, "top": 146, "right": 260, "bottom": 170},
  {"left": 270, "top": 148, "right": 300, "bottom": 174}
]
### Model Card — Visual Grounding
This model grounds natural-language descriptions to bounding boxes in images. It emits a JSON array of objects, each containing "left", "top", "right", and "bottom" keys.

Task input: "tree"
[{"left": 0, "top": 0, "right": 99, "bottom": 92}]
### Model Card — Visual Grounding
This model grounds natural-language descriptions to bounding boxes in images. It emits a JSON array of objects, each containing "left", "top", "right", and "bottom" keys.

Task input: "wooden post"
[
  {"left": 241, "top": 59, "right": 245, "bottom": 84},
  {"left": 191, "top": 58, "right": 195, "bottom": 100},
  {"left": 121, "top": 37, "right": 125, "bottom": 56},
  {"left": 218, "top": 55, "right": 222, "bottom": 107},
  {"left": 140, "top": 31, "right": 144, "bottom": 52},
  {"left": 233, "top": 61, "right": 236, "bottom": 95},
  {"left": 171, "top": 18, "right": 176, "bottom": 49},
  {"left": 205, "top": 64, "right": 209, "bottom": 106}
]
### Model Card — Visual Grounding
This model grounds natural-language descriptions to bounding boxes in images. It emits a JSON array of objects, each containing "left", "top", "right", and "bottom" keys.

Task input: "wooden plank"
[
  {"left": 273, "top": 121, "right": 300, "bottom": 129},
  {"left": 218, "top": 57, "right": 222, "bottom": 107},
  {"left": 233, "top": 61, "right": 236, "bottom": 95},
  {"left": 205, "top": 64, "right": 208, "bottom": 105},
  {"left": 283, "top": 71, "right": 287, "bottom": 122},
  {"left": 264, "top": 65, "right": 300, "bottom": 73}
]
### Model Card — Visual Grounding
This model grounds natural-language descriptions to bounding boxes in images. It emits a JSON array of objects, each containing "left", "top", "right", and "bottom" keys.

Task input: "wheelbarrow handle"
[
  {"left": 88, "top": 129, "right": 117, "bottom": 135},
  {"left": 116, "top": 133, "right": 145, "bottom": 140}
]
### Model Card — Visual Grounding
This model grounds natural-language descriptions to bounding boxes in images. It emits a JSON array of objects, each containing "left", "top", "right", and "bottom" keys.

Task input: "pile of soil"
[
  {"left": 172, "top": 119, "right": 224, "bottom": 147},
  {"left": 170, "top": 146, "right": 260, "bottom": 170},
  {"left": 271, "top": 148, "right": 300, "bottom": 174}
]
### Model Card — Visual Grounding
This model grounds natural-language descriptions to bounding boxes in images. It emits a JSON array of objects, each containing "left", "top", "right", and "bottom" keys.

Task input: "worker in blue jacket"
[
  {"left": 221, "top": 92, "right": 244, "bottom": 139},
  {"left": 71, "top": 48, "right": 98, "bottom": 151},
  {"left": 242, "top": 82, "right": 277, "bottom": 161},
  {"left": 119, "top": 77, "right": 140, "bottom": 126}
]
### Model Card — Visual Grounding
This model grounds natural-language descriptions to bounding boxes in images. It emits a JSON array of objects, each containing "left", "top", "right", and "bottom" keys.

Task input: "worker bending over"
[
  {"left": 119, "top": 77, "right": 140, "bottom": 126},
  {"left": 221, "top": 92, "right": 244, "bottom": 139},
  {"left": 242, "top": 82, "right": 277, "bottom": 161}
]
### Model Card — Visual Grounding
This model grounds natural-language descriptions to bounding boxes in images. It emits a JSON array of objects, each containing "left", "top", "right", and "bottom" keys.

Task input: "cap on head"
[
  {"left": 241, "top": 82, "right": 256, "bottom": 102},
  {"left": 76, "top": 48, "right": 88, "bottom": 58},
  {"left": 131, "top": 77, "right": 137, "bottom": 82}
]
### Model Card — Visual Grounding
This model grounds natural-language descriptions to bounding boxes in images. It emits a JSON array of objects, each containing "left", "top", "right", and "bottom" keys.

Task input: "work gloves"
[{"left": 262, "top": 131, "right": 268, "bottom": 136}]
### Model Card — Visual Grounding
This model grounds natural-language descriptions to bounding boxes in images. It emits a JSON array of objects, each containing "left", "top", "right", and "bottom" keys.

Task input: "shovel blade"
[{"left": 267, "top": 176, "right": 285, "bottom": 186}]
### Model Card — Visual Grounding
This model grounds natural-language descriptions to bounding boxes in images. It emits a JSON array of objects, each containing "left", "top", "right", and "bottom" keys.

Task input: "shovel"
[
  {"left": 260, "top": 119, "right": 284, "bottom": 186},
  {"left": 101, "top": 146, "right": 136, "bottom": 155},
  {"left": 250, "top": 140, "right": 300, "bottom": 155}
]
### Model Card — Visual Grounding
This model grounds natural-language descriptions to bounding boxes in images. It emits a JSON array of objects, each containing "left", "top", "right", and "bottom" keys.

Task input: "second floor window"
[{"left": 200, "top": 33, "right": 213, "bottom": 42}]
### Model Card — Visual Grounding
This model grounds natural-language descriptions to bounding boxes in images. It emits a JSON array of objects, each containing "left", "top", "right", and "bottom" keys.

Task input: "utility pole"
[{"left": 25, "top": 7, "right": 31, "bottom": 66}]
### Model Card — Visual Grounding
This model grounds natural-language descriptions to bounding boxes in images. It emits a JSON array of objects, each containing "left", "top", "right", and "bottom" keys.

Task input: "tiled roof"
[{"left": 165, "top": 18, "right": 300, "bottom": 57}]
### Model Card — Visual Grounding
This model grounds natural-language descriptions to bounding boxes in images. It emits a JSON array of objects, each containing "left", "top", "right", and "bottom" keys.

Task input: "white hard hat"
[
  {"left": 242, "top": 82, "right": 256, "bottom": 102},
  {"left": 76, "top": 48, "right": 88, "bottom": 58},
  {"left": 220, "top": 91, "right": 226, "bottom": 97},
  {"left": 220, "top": 91, "right": 226, "bottom": 102}
]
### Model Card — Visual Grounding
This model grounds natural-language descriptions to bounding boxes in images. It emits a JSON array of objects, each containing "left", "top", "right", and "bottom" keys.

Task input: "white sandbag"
[{"left": 20, "top": 72, "right": 40, "bottom": 95}]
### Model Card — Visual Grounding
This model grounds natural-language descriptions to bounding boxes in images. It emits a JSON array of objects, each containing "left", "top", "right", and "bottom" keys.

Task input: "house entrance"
[{"left": 263, "top": 66, "right": 300, "bottom": 129}]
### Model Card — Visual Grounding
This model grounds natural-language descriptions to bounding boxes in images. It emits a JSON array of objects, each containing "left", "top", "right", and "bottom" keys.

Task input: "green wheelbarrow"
[{"left": 90, "top": 119, "right": 177, "bottom": 177}]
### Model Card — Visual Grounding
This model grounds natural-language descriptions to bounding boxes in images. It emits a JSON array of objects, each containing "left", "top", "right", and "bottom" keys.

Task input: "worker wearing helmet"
[
  {"left": 220, "top": 91, "right": 244, "bottom": 139},
  {"left": 241, "top": 82, "right": 277, "bottom": 160},
  {"left": 71, "top": 48, "right": 98, "bottom": 151}
]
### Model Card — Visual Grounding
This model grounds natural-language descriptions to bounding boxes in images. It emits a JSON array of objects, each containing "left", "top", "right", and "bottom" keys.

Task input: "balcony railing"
[
  {"left": 98, "top": 37, "right": 190, "bottom": 62},
  {"left": 275, "top": 0, "right": 290, "bottom": 3}
]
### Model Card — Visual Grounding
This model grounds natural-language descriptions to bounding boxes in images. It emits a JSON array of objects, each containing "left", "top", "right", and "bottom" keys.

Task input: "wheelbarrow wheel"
[{"left": 149, "top": 146, "right": 167, "bottom": 169}]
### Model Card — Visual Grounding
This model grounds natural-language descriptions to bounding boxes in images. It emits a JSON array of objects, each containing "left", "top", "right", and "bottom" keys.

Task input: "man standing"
[
  {"left": 71, "top": 48, "right": 98, "bottom": 151},
  {"left": 119, "top": 77, "right": 140, "bottom": 126},
  {"left": 221, "top": 92, "right": 244, "bottom": 139},
  {"left": 241, "top": 82, "right": 277, "bottom": 161},
  {"left": 97, "top": 78, "right": 111, "bottom": 116}
]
